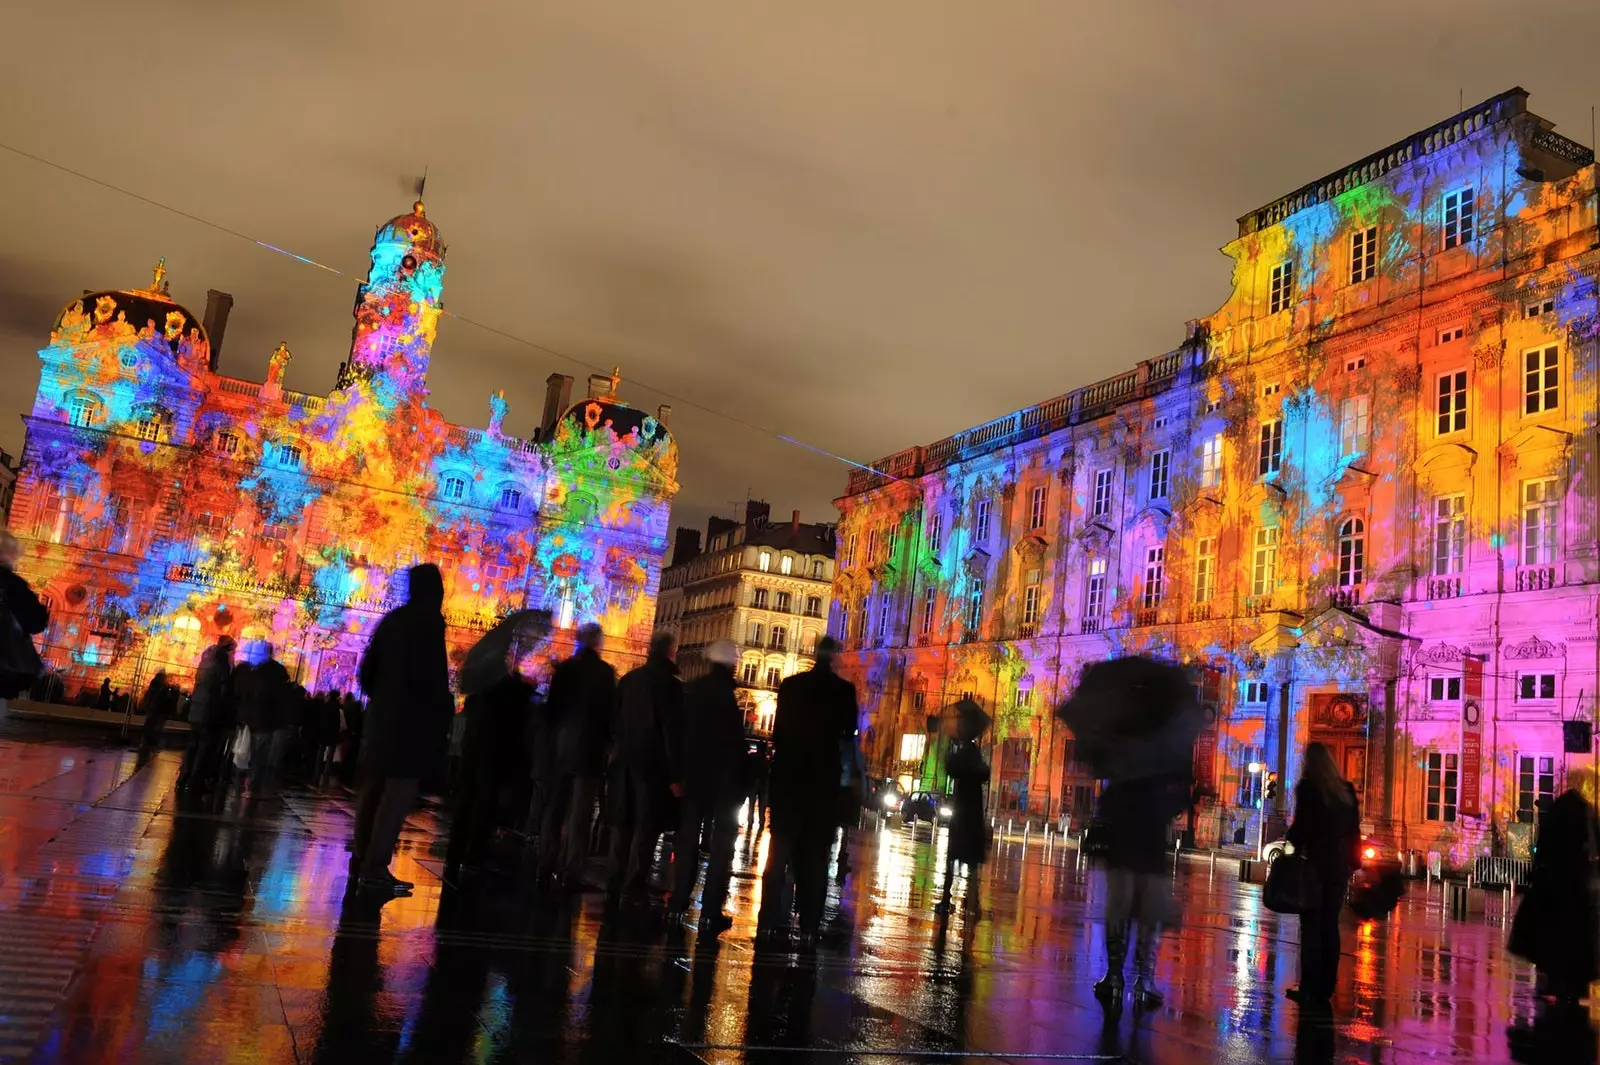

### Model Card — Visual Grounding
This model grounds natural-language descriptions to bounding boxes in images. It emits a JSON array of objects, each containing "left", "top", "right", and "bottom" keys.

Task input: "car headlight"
[
  {"left": 1362, "top": 845, "right": 1378, "bottom": 860},
  {"left": 882, "top": 794, "right": 899, "bottom": 808},
  {"left": 939, "top": 806, "right": 953, "bottom": 818}
]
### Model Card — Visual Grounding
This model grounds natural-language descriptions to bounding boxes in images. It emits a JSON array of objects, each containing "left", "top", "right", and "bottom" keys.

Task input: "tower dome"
[{"left": 372, "top": 200, "right": 445, "bottom": 260}]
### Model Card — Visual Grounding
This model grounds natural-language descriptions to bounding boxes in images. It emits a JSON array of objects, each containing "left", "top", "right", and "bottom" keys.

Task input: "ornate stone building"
[
  {"left": 7, "top": 202, "right": 679, "bottom": 697},
  {"left": 657, "top": 502, "right": 835, "bottom": 733},
  {"left": 831, "top": 88, "right": 1600, "bottom": 864}
]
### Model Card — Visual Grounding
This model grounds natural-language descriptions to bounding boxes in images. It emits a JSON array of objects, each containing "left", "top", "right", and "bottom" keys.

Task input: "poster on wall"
[{"left": 1460, "top": 657, "right": 1484, "bottom": 818}]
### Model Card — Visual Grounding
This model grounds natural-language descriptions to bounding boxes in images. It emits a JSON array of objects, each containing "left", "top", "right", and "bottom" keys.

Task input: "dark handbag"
[
  {"left": 0, "top": 596, "right": 43, "bottom": 700},
  {"left": 1081, "top": 820, "right": 1112, "bottom": 859},
  {"left": 1263, "top": 853, "right": 1320, "bottom": 914}
]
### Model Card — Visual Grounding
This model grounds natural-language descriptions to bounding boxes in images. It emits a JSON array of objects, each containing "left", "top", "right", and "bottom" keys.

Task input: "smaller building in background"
[{"left": 657, "top": 501, "right": 834, "bottom": 733}]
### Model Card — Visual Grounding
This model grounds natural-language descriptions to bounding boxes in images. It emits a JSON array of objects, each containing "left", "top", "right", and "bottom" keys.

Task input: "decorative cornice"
[
  {"left": 1503, "top": 635, "right": 1565, "bottom": 661},
  {"left": 1415, "top": 641, "right": 1470, "bottom": 664}
]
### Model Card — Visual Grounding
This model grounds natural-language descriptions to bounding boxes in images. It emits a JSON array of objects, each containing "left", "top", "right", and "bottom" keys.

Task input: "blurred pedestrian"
[
  {"left": 937, "top": 701, "right": 991, "bottom": 916},
  {"left": 1510, "top": 767, "right": 1600, "bottom": 1006},
  {"left": 607, "top": 630, "right": 683, "bottom": 907},
  {"left": 744, "top": 738, "right": 769, "bottom": 832},
  {"left": 537, "top": 623, "right": 617, "bottom": 890},
  {"left": 136, "top": 671, "right": 177, "bottom": 755},
  {"left": 0, "top": 532, "right": 48, "bottom": 718},
  {"left": 236, "top": 641, "right": 291, "bottom": 797},
  {"left": 176, "top": 635, "right": 237, "bottom": 793},
  {"left": 1283, "top": 741, "right": 1360, "bottom": 1008},
  {"left": 668, "top": 638, "right": 744, "bottom": 933},
  {"left": 339, "top": 692, "right": 365, "bottom": 787},
  {"left": 349, "top": 563, "right": 453, "bottom": 895},
  {"left": 314, "top": 693, "right": 342, "bottom": 782},
  {"left": 834, "top": 732, "right": 868, "bottom": 879},
  {"left": 757, "top": 636, "right": 857, "bottom": 947}
]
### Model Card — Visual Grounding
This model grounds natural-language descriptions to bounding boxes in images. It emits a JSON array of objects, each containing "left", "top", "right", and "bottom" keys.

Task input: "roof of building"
[
  {"left": 743, "top": 520, "right": 835, "bottom": 557},
  {"left": 55, "top": 260, "right": 206, "bottom": 355},
  {"left": 372, "top": 200, "right": 446, "bottom": 259}
]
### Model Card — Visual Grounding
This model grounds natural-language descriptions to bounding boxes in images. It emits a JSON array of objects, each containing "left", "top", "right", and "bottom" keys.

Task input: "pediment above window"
[
  {"left": 1414, "top": 441, "right": 1477, "bottom": 475},
  {"left": 1013, "top": 533, "right": 1050, "bottom": 563},
  {"left": 1501, "top": 423, "right": 1572, "bottom": 461}
]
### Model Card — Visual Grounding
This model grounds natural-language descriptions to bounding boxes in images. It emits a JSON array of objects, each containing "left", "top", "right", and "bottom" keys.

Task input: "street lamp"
[{"left": 1247, "top": 763, "right": 1265, "bottom": 860}]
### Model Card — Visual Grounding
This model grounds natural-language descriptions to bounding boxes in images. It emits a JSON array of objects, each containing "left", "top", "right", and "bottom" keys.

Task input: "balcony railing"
[
  {"left": 1018, "top": 621, "right": 1038, "bottom": 637},
  {"left": 1330, "top": 585, "right": 1362, "bottom": 608},
  {"left": 1244, "top": 595, "right": 1276, "bottom": 616},
  {"left": 1135, "top": 608, "right": 1159, "bottom": 627},
  {"left": 1187, "top": 602, "right": 1213, "bottom": 623},
  {"left": 1427, "top": 575, "right": 1463, "bottom": 600},
  {"left": 1515, "top": 565, "right": 1557, "bottom": 592},
  {"left": 1080, "top": 617, "right": 1102, "bottom": 635}
]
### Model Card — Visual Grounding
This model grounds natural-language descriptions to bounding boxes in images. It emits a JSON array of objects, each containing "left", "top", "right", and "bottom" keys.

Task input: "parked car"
[
  {"left": 900, "top": 791, "right": 953, "bottom": 824},
  {"left": 1262, "top": 835, "right": 1401, "bottom": 878},
  {"left": 872, "top": 779, "right": 904, "bottom": 813}
]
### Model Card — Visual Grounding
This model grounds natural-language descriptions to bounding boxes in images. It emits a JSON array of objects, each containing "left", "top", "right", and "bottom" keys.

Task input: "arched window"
[
  {"left": 812, "top": 560, "right": 824, "bottom": 579},
  {"left": 748, "top": 622, "right": 764, "bottom": 646},
  {"left": 443, "top": 476, "right": 467, "bottom": 501},
  {"left": 64, "top": 391, "right": 104, "bottom": 428},
  {"left": 171, "top": 615, "right": 202, "bottom": 652},
  {"left": 498, "top": 485, "right": 523, "bottom": 511},
  {"left": 758, "top": 550, "right": 772, "bottom": 572},
  {"left": 771, "top": 626, "right": 787, "bottom": 651},
  {"left": 780, "top": 555, "right": 793, "bottom": 575},
  {"left": 1338, "top": 518, "right": 1365, "bottom": 587}
]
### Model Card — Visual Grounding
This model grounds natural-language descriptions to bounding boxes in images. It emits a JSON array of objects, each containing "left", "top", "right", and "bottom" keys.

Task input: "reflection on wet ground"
[{"left": 0, "top": 728, "right": 1588, "bottom": 1063}]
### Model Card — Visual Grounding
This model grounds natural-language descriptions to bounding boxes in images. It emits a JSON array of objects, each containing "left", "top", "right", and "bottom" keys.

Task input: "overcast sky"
[{"left": 3, "top": 2, "right": 1599, "bottom": 537}]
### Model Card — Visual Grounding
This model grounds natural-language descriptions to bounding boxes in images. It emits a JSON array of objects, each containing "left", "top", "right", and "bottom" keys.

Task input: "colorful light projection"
[
  {"left": 832, "top": 89, "right": 1600, "bottom": 864},
  {"left": 9, "top": 203, "right": 678, "bottom": 697}
]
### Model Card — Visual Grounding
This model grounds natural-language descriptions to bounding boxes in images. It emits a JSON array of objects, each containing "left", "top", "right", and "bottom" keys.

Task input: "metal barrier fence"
[{"left": 1472, "top": 855, "right": 1532, "bottom": 889}]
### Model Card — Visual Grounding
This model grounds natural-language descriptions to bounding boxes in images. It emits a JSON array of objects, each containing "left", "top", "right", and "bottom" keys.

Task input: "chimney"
[
  {"left": 586, "top": 373, "right": 612, "bottom": 400},
  {"left": 202, "top": 289, "right": 234, "bottom": 371},
  {"left": 656, "top": 404, "right": 671, "bottom": 427},
  {"left": 670, "top": 527, "right": 702, "bottom": 565},
  {"left": 540, "top": 373, "right": 572, "bottom": 438},
  {"left": 745, "top": 500, "right": 771, "bottom": 528},
  {"left": 790, "top": 509, "right": 801, "bottom": 538}
]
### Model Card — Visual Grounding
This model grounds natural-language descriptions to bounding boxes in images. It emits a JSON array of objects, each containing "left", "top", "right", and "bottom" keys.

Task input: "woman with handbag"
[
  {"left": 1283, "top": 742, "right": 1360, "bottom": 1007},
  {"left": 1508, "top": 769, "right": 1600, "bottom": 1005}
]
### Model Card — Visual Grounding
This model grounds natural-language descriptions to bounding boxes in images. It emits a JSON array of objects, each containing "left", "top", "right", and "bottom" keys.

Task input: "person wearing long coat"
[
  {"left": 0, "top": 531, "right": 48, "bottom": 715},
  {"left": 176, "top": 635, "right": 236, "bottom": 793},
  {"left": 607, "top": 631, "right": 684, "bottom": 905},
  {"left": 668, "top": 639, "right": 746, "bottom": 932},
  {"left": 349, "top": 563, "right": 453, "bottom": 894},
  {"left": 445, "top": 669, "right": 535, "bottom": 880},
  {"left": 1510, "top": 773, "right": 1600, "bottom": 1004},
  {"left": 938, "top": 722, "right": 991, "bottom": 917},
  {"left": 536, "top": 623, "right": 618, "bottom": 889},
  {"left": 1283, "top": 742, "right": 1361, "bottom": 1007},
  {"left": 137, "top": 672, "right": 178, "bottom": 755}
]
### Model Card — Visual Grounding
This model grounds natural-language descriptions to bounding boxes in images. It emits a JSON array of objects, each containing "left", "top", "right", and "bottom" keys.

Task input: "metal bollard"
[
  {"left": 1209, "top": 850, "right": 1217, "bottom": 874},
  {"left": 1023, "top": 822, "right": 1030, "bottom": 847}
]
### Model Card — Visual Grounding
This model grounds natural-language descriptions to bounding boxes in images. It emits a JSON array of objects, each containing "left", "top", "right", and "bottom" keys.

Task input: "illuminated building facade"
[
  {"left": 833, "top": 89, "right": 1600, "bottom": 864},
  {"left": 657, "top": 502, "right": 835, "bottom": 733},
  {"left": 8, "top": 202, "right": 679, "bottom": 697}
]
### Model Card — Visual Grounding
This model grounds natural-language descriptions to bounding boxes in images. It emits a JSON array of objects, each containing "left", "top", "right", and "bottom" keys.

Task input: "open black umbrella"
[
  {"left": 1055, "top": 655, "right": 1202, "bottom": 782},
  {"left": 459, "top": 609, "right": 548, "bottom": 696},
  {"left": 951, "top": 697, "right": 991, "bottom": 741}
]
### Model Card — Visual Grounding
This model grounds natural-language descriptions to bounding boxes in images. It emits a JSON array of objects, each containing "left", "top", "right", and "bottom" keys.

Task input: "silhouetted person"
[
  {"left": 349, "top": 563, "right": 452, "bottom": 894},
  {"left": 1284, "top": 741, "right": 1360, "bottom": 1008},
  {"left": 1510, "top": 768, "right": 1600, "bottom": 1005},
  {"left": 668, "top": 638, "right": 744, "bottom": 934},
  {"left": 537, "top": 623, "right": 617, "bottom": 889},
  {"left": 445, "top": 669, "right": 535, "bottom": 880},
  {"left": 235, "top": 641, "right": 291, "bottom": 796},
  {"left": 938, "top": 708, "right": 991, "bottom": 917},
  {"left": 758, "top": 636, "right": 857, "bottom": 946},
  {"left": 608, "top": 630, "right": 683, "bottom": 906},
  {"left": 176, "top": 635, "right": 236, "bottom": 793},
  {"left": 137, "top": 671, "right": 178, "bottom": 755}
]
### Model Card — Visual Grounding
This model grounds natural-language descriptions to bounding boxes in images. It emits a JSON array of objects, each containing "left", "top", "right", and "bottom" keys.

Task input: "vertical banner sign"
[{"left": 1460, "top": 657, "right": 1484, "bottom": 818}]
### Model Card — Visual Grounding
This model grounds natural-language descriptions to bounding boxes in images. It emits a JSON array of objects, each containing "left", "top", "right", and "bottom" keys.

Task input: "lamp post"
[{"left": 1248, "top": 762, "right": 1265, "bottom": 861}]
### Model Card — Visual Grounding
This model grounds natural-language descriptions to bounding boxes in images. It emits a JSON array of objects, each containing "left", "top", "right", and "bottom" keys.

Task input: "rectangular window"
[
  {"left": 1194, "top": 536, "right": 1216, "bottom": 604},
  {"left": 1426, "top": 751, "right": 1459, "bottom": 823},
  {"left": 1349, "top": 225, "right": 1378, "bottom": 284},
  {"left": 1238, "top": 745, "right": 1266, "bottom": 806},
  {"left": 1085, "top": 559, "right": 1106, "bottom": 619},
  {"left": 1429, "top": 676, "right": 1462, "bottom": 703},
  {"left": 1016, "top": 686, "right": 1033, "bottom": 709},
  {"left": 1346, "top": 355, "right": 1366, "bottom": 373},
  {"left": 1141, "top": 546, "right": 1165, "bottom": 609},
  {"left": 921, "top": 588, "right": 936, "bottom": 635},
  {"left": 1261, "top": 382, "right": 1282, "bottom": 398},
  {"left": 1516, "top": 754, "right": 1556, "bottom": 824},
  {"left": 805, "top": 596, "right": 822, "bottom": 617},
  {"left": 1524, "top": 345, "right": 1560, "bottom": 414},
  {"left": 1268, "top": 261, "right": 1294, "bottom": 314},
  {"left": 1252, "top": 526, "right": 1279, "bottom": 597},
  {"left": 1338, "top": 396, "right": 1370, "bottom": 457},
  {"left": 912, "top": 691, "right": 926, "bottom": 711},
  {"left": 928, "top": 511, "right": 943, "bottom": 553},
  {"left": 752, "top": 588, "right": 769, "bottom": 608},
  {"left": 975, "top": 499, "right": 991, "bottom": 542},
  {"left": 748, "top": 622, "right": 765, "bottom": 646},
  {"left": 1149, "top": 449, "right": 1170, "bottom": 501},
  {"left": 965, "top": 577, "right": 984, "bottom": 633},
  {"left": 1029, "top": 485, "right": 1047, "bottom": 530},
  {"left": 214, "top": 431, "right": 239, "bottom": 455},
  {"left": 837, "top": 606, "right": 849, "bottom": 643},
  {"left": 1442, "top": 187, "right": 1475, "bottom": 250},
  {"left": 1022, "top": 569, "right": 1041, "bottom": 630},
  {"left": 1092, "top": 470, "right": 1112, "bottom": 517},
  {"left": 1258, "top": 419, "right": 1283, "bottom": 476},
  {"left": 766, "top": 667, "right": 782, "bottom": 688},
  {"left": 1436, "top": 370, "right": 1468, "bottom": 435},
  {"left": 742, "top": 661, "right": 758, "bottom": 685},
  {"left": 1432, "top": 495, "right": 1466, "bottom": 576},
  {"left": 1438, "top": 326, "right": 1466, "bottom": 344},
  {"left": 879, "top": 596, "right": 891, "bottom": 645},
  {"left": 1517, "top": 672, "right": 1557, "bottom": 702},
  {"left": 1525, "top": 298, "right": 1555, "bottom": 319},
  {"left": 1201, "top": 434, "right": 1224, "bottom": 488},
  {"left": 1242, "top": 680, "right": 1270, "bottom": 706},
  {"left": 780, "top": 555, "right": 793, "bottom": 575},
  {"left": 866, "top": 530, "right": 877, "bottom": 562},
  {"left": 812, "top": 560, "right": 824, "bottom": 579},
  {"left": 776, "top": 591, "right": 792, "bottom": 613},
  {"left": 899, "top": 733, "right": 928, "bottom": 763},
  {"left": 278, "top": 444, "right": 303, "bottom": 470},
  {"left": 846, "top": 535, "right": 856, "bottom": 566},
  {"left": 1521, "top": 478, "right": 1559, "bottom": 566}
]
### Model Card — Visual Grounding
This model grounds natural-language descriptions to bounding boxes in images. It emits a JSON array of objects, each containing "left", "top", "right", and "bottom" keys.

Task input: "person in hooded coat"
[
  {"left": 607, "top": 630, "right": 684, "bottom": 905},
  {"left": 668, "top": 638, "right": 746, "bottom": 933},
  {"left": 537, "top": 623, "right": 618, "bottom": 889},
  {"left": 757, "top": 636, "right": 858, "bottom": 945},
  {"left": 349, "top": 563, "right": 453, "bottom": 894},
  {"left": 177, "top": 635, "right": 237, "bottom": 793},
  {"left": 1510, "top": 768, "right": 1600, "bottom": 1005}
]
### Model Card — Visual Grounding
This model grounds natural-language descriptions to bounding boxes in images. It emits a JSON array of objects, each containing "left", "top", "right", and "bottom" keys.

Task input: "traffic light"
[{"left": 1264, "top": 772, "right": 1279, "bottom": 803}]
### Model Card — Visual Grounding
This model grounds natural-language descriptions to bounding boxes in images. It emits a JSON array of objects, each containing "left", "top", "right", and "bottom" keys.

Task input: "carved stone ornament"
[
  {"left": 1503, "top": 635, "right": 1566, "bottom": 661},
  {"left": 1389, "top": 365, "right": 1422, "bottom": 393},
  {"left": 1013, "top": 534, "right": 1048, "bottom": 563},
  {"left": 1568, "top": 314, "right": 1600, "bottom": 345},
  {"left": 1471, "top": 340, "right": 1505, "bottom": 370},
  {"left": 1396, "top": 337, "right": 1420, "bottom": 355},
  {"left": 1415, "top": 641, "right": 1469, "bottom": 664}
]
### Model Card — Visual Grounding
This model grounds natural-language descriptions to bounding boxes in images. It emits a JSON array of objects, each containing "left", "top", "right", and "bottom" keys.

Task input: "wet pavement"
[{"left": 0, "top": 727, "right": 1588, "bottom": 1064}]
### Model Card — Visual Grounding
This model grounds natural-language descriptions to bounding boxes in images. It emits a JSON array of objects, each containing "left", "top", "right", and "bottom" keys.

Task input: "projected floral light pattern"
[
  {"left": 8, "top": 202, "right": 678, "bottom": 697},
  {"left": 833, "top": 89, "right": 1600, "bottom": 864}
]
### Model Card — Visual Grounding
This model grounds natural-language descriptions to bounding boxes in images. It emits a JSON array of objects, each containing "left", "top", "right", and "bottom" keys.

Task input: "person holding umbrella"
[
  {"left": 936, "top": 698, "right": 991, "bottom": 918},
  {"left": 445, "top": 609, "right": 549, "bottom": 883},
  {"left": 1058, "top": 655, "right": 1201, "bottom": 1011}
]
